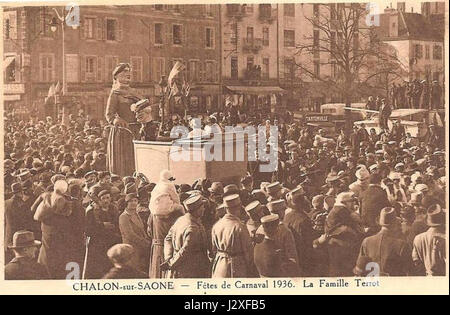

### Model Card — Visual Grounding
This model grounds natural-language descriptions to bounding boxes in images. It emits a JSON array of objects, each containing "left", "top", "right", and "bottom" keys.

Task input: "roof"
[{"left": 225, "top": 86, "right": 286, "bottom": 94}]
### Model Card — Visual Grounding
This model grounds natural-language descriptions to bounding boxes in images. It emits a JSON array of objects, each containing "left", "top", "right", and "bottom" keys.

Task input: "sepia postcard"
[{"left": 0, "top": 0, "right": 448, "bottom": 296}]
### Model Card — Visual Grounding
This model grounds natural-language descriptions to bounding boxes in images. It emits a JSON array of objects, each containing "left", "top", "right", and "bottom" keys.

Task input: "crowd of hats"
[{"left": 3, "top": 105, "right": 447, "bottom": 276}]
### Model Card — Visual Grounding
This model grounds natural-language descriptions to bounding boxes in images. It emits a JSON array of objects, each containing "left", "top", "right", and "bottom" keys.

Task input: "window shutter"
[
  {"left": 8, "top": 11, "right": 18, "bottom": 39},
  {"left": 97, "top": 56, "right": 103, "bottom": 82},
  {"left": 96, "top": 17, "right": 103, "bottom": 40},
  {"left": 166, "top": 24, "right": 172, "bottom": 45},
  {"left": 80, "top": 55, "right": 86, "bottom": 82},
  {"left": 199, "top": 62, "right": 204, "bottom": 82},
  {"left": 79, "top": 17, "right": 85, "bottom": 39},
  {"left": 103, "top": 18, "right": 108, "bottom": 40},
  {"left": 183, "top": 25, "right": 187, "bottom": 47},
  {"left": 149, "top": 20, "right": 154, "bottom": 45},
  {"left": 51, "top": 55, "right": 56, "bottom": 82},
  {"left": 117, "top": 19, "right": 123, "bottom": 41},
  {"left": 39, "top": 54, "right": 44, "bottom": 81}
]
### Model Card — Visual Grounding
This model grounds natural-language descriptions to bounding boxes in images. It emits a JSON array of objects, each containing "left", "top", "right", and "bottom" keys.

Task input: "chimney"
[
  {"left": 397, "top": 2, "right": 405, "bottom": 12},
  {"left": 411, "top": 7, "right": 414, "bottom": 13}
]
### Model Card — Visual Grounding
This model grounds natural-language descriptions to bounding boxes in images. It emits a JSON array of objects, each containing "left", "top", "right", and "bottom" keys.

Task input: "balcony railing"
[{"left": 242, "top": 38, "right": 263, "bottom": 52}]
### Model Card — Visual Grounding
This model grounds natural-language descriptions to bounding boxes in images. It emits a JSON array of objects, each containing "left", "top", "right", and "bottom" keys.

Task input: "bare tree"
[{"left": 293, "top": 3, "right": 406, "bottom": 131}]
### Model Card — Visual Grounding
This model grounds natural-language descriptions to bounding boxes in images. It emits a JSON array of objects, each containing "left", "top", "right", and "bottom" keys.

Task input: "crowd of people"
[
  {"left": 386, "top": 79, "right": 442, "bottom": 110},
  {"left": 3, "top": 95, "right": 447, "bottom": 280}
]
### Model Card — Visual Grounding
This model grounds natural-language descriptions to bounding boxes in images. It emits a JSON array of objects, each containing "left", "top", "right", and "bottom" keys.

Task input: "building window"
[
  {"left": 433, "top": 45, "right": 442, "bottom": 60},
  {"left": 106, "top": 19, "right": 117, "bottom": 41},
  {"left": 105, "top": 55, "right": 119, "bottom": 81},
  {"left": 85, "top": 56, "right": 97, "bottom": 82},
  {"left": 155, "top": 23, "right": 163, "bottom": 45},
  {"left": 313, "top": 4, "right": 320, "bottom": 17},
  {"left": 189, "top": 60, "right": 199, "bottom": 81},
  {"left": 314, "top": 60, "right": 320, "bottom": 77},
  {"left": 4, "top": 56, "right": 16, "bottom": 83},
  {"left": 206, "top": 27, "right": 215, "bottom": 48},
  {"left": 85, "top": 17, "right": 96, "bottom": 39},
  {"left": 331, "top": 61, "right": 337, "bottom": 79},
  {"left": 4, "top": 18, "right": 10, "bottom": 39},
  {"left": 284, "top": 58, "right": 295, "bottom": 80},
  {"left": 247, "top": 27, "right": 254, "bottom": 42},
  {"left": 284, "top": 30, "right": 295, "bottom": 47},
  {"left": 173, "top": 5, "right": 182, "bottom": 13},
  {"left": 425, "top": 45, "right": 430, "bottom": 59},
  {"left": 40, "top": 54, "right": 54, "bottom": 82},
  {"left": 173, "top": 24, "right": 182, "bottom": 45},
  {"left": 4, "top": 11, "right": 17, "bottom": 40},
  {"left": 247, "top": 56, "right": 254, "bottom": 71},
  {"left": 230, "top": 23, "right": 237, "bottom": 45},
  {"left": 65, "top": 55, "right": 80, "bottom": 83},
  {"left": 433, "top": 72, "right": 440, "bottom": 82},
  {"left": 231, "top": 56, "right": 238, "bottom": 79},
  {"left": 415, "top": 44, "right": 423, "bottom": 59},
  {"left": 330, "top": 3, "right": 336, "bottom": 19},
  {"left": 130, "top": 57, "right": 143, "bottom": 82},
  {"left": 330, "top": 32, "right": 336, "bottom": 52},
  {"left": 205, "top": 4, "right": 213, "bottom": 16},
  {"left": 263, "top": 27, "right": 269, "bottom": 46},
  {"left": 313, "top": 30, "right": 320, "bottom": 47},
  {"left": 154, "top": 5, "right": 163, "bottom": 11},
  {"left": 353, "top": 32, "right": 359, "bottom": 52},
  {"left": 262, "top": 58, "right": 269, "bottom": 79},
  {"left": 205, "top": 61, "right": 216, "bottom": 82},
  {"left": 284, "top": 4, "right": 295, "bottom": 17},
  {"left": 259, "top": 4, "right": 272, "bottom": 18},
  {"left": 154, "top": 57, "right": 165, "bottom": 82}
]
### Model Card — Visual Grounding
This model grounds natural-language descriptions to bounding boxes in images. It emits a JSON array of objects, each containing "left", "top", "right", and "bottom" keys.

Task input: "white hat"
[
  {"left": 415, "top": 184, "right": 429, "bottom": 193},
  {"left": 261, "top": 214, "right": 279, "bottom": 224},
  {"left": 356, "top": 167, "right": 370, "bottom": 180},
  {"left": 160, "top": 169, "right": 175, "bottom": 181},
  {"left": 336, "top": 192, "right": 357, "bottom": 204}
]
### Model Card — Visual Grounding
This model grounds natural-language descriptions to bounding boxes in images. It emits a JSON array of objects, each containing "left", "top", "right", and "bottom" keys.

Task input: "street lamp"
[{"left": 50, "top": 7, "right": 76, "bottom": 126}]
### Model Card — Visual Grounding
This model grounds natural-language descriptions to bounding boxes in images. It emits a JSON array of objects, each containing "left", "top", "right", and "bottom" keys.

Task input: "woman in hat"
[
  {"left": 105, "top": 63, "right": 140, "bottom": 177},
  {"left": 119, "top": 193, "right": 151, "bottom": 273}
]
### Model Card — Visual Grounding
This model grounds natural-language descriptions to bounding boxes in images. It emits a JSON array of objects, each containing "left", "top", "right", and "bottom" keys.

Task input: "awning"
[
  {"left": 3, "top": 56, "right": 15, "bottom": 70},
  {"left": 225, "top": 86, "right": 286, "bottom": 95}
]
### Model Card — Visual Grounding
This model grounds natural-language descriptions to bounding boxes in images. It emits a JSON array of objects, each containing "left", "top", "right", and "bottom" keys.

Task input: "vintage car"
[{"left": 354, "top": 109, "right": 443, "bottom": 138}]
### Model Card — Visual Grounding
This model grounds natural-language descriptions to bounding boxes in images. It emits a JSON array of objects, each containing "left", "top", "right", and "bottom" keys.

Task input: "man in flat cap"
[
  {"left": 4, "top": 182, "right": 33, "bottom": 264},
  {"left": 103, "top": 244, "right": 148, "bottom": 279},
  {"left": 360, "top": 173, "right": 391, "bottom": 236},
  {"left": 5, "top": 231, "right": 49, "bottom": 280},
  {"left": 354, "top": 207, "right": 412, "bottom": 277},
  {"left": 85, "top": 187, "right": 121, "bottom": 279},
  {"left": 211, "top": 194, "right": 255, "bottom": 278},
  {"left": 412, "top": 204, "right": 446, "bottom": 276},
  {"left": 284, "top": 187, "right": 315, "bottom": 276},
  {"left": 323, "top": 192, "right": 364, "bottom": 277},
  {"left": 162, "top": 195, "right": 210, "bottom": 278}
]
